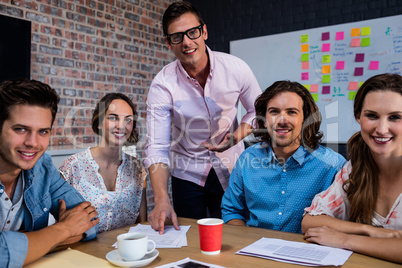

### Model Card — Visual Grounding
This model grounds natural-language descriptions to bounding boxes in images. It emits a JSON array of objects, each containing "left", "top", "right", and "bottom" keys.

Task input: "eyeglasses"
[{"left": 166, "top": 25, "right": 203, "bottom": 45}]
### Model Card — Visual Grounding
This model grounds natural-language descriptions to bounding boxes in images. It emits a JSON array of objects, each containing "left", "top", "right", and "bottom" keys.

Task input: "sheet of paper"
[
  {"left": 156, "top": 257, "right": 226, "bottom": 268},
  {"left": 25, "top": 248, "right": 114, "bottom": 268},
  {"left": 112, "top": 224, "right": 191, "bottom": 248},
  {"left": 236, "top": 238, "right": 352, "bottom": 267}
]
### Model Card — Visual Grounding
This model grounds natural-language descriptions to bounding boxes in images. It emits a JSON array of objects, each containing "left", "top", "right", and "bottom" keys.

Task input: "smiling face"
[
  {"left": 265, "top": 92, "right": 304, "bottom": 159},
  {"left": 100, "top": 99, "right": 134, "bottom": 147},
  {"left": 357, "top": 91, "right": 402, "bottom": 159},
  {"left": 166, "top": 12, "right": 208, "bottom": 72},
  {"left": 0, "top": 105, "right": 52, "bottom": 174}
]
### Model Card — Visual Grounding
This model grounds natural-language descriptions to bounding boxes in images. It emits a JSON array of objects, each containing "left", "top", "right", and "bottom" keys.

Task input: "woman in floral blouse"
[
  {"left": 60, "top": 93, "right": 146, "bottom": 233},
  {"left": 302, "top": 73, "right": 402, "bottom": 263}
]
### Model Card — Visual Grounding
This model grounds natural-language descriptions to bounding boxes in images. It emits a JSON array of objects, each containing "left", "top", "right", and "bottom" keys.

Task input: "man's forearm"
[{"left": 148, "top": 163, "right": 171, "bottom": 203}]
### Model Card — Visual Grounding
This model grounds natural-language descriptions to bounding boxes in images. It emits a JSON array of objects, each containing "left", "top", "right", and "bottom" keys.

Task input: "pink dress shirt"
[{"left": 144, "top": 47, "right": 261, "bottom": 190}]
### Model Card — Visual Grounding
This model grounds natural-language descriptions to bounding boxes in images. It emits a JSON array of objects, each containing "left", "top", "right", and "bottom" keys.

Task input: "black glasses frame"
[{"left": 166, "top": 25, "right": 204, "bottom": 45}]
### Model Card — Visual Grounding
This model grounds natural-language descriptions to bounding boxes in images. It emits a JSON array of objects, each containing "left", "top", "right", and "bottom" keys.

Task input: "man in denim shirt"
[{"left": 0, "top": 79, "right": 99, "bottom": 267}]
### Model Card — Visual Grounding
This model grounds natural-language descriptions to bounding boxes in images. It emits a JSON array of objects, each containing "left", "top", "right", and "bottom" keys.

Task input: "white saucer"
[{"left": 106, "top": 249, "right": 159, "bottom": 267}]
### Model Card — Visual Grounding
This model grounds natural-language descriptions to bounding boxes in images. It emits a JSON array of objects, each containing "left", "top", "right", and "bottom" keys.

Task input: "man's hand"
[
  {"left": 57, "top": 199, "right": 99, "bottom": 239},
  {"left": 202, "top": 133, "right": 237, "bottom": 153},
  {"left": 148, "top": 201, "right": 180, "bottom": 235}
]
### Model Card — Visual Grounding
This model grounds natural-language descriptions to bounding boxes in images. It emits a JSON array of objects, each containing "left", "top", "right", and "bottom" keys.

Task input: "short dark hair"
[
  {"left": 162, "top": 1, "right": 204, "bottom": 36},
  {"left": 0, "top": 78, "right": 59, "bottom": 131},
  {"left": 253, "top": 80, "right": 323, "bottom": 149},
  {"left": 91, "top": 93, "right": 139, "bottom": 144}
]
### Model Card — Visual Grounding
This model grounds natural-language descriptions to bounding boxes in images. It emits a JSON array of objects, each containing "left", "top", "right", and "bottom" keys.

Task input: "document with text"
[{"left": 236, "top": 238, "right": 352, "bottom": 266}]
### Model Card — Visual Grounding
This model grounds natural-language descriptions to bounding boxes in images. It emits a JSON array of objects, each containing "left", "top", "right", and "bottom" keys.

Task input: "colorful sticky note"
[
  {"left": 322, "top": 32, "right": 330, "bottom": 41},
  {"left": 336, "top": 61, "right": 345, "bottom": 69},
  {"left": 322, "top": 43, "right": 331, "bottom": 52},
  {"left": 301, "top": 34, "right": 309, "bottom": 43},
  {"left": 359, "top": 81, "right": 365, "bottom": 88},
  {"left": 310, "top": 84, "right": 319, "bottom": 93},
  {"left": 369, "top": 61, "right": 379, "bottom": 70},
  {"left": 351, "top": 38, "right": 361, "bottom": 47},
  {"left": 351, "top": 28, "right": 360, "bottom": 37},
  {"left": 349, "top": 81, "right": 359, "bottom": 90},
  {"left": 311, "top": 93, "right": 319, "bottom": 102},
  {"left": 322, "top": 65, "right": 331, "bottom": 74},
  {"left": 322, "top": 75, "right": 331, "bottom": 83},
  {"left": 302, "top": 61, "right": 310, "bottom": 70},
  {"left": 301, "top": 53, "right": 309, "bottom": 62},
  {"left": 301, "top": 72, "right": 309, "bottom": 80},
  {"left": 361, "top": 37, "right": 370, "bottom": 46},
  {"left": 322, "top": 55, "right": 331, "bottom": 63},
  {"left": 361, "top": 27, "right": 371, "bottom": 36},
  {"left": 335, "top": 31, "right": 344, "bottom": 40},
  {"left": 322, "top": 86, "right": 331, "bottom": 94},
  {"left": 349, "top": 91, "right": 357, "bottom": 100},
  {"left": 301, "top": 44, "right": 309, "bottom": 52},
  {"left": 355, "top": 53, "right": 365, "bottom": 62},
  {"left": 354, "top": 67, "right": 364, "bottom": 76},
  {"left": 303, "top": 84, "right": 310, "bottom": 90}
]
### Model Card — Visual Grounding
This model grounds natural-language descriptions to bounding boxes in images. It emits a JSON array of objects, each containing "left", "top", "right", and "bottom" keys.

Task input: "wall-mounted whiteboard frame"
[{"left": 233, "top": 15, "right": 402, "bottom": 143}]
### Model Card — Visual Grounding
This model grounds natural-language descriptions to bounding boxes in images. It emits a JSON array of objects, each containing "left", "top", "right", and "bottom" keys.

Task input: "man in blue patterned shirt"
[{"left": 221, "top": 81, "right": 345, "bottom": 233}]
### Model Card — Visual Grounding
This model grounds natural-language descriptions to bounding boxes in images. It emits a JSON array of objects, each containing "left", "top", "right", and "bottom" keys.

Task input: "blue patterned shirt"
[{"left": 221, "top": 143, "right": 345, "bottom": 233}]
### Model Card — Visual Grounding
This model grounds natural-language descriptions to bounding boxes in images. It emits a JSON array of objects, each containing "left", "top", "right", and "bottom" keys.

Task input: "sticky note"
[
  {"left": 359, "top": 81, "right": 365, "bottom": 88},
  {"left": 351, "top": 38, "right": 361, "bottom": 47},
  {"left": 301, "top": 44, "right": 309, "bottom": 52},
  {"left": 302, "top": 61, "right": 310, "bottom": 70},
  {"left": 310, "top": 84, "right": 319, "bottom": 93},
  {"left": 361, "top": 27, "right": 371, "bottom": 36},
  {"left": 355, "top": 53, "right": 365, "bottom": 62},
  {"left": 361, "top": 37, "right": 370, "bottom": 46},
  {"left": 351, "top": 28, "right": 360, "bottom": 37},
  {"left": 311, "top": 93, "right": 319, "bottom": 102},
  {"left": 303, "top": 84, "right": 310, "bottom": 90},
  {"left": 322, "top": 86, "right": 331, "bottom": 94},
  {"left": 301, "top": 53, "right": 309, "bottom": 62},
  {"left": 354, "top": 67, "right": 364, "bottom": 76},
  {"left": 301, "top": 72, "right": 309, "bottom": 80},
  {"left": 349, "top": 91, "right": 357, "bottom": 100},
  {"left": 335, "top": 31, "right": 344, "bottom": 40},
  {"left": 301, "top": 34, "right": 309, "bottom": 43},
  {"left": 322, "top": 65, "right": 331, "bottom": 74},
  {"left": 322, "top": 43, "right": 331, "bottom": 52},
  {"left": 348, "top": 81, "right": 359, "bottom": 90},
  {"left": 322, "top": 32, "right": 330, "bottom": 41},
  {"left": 336, "top": 61, "right": 345, "bottom": 69},
  {"left": 369, "top": 61, "right": 379, "bottom": 70},
  {"left": 322, "top": 75, "right": 331, "bottom": 83},
  {"left": 322, "top": 55, "right": 331, "bottom": 63}
]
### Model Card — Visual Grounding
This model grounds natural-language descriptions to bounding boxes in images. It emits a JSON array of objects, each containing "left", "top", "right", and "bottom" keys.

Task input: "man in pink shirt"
[{"left": 144, "top": 1, "right": 261, "bottom": 234}]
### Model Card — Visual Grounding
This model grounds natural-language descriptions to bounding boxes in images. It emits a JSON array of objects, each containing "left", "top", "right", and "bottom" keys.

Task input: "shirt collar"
[
  {"left": 264, "top": 144, "right": 308, "bottom": 166},
  {"left": 177, "top": 45, "right": 213, "bottom": 79}
]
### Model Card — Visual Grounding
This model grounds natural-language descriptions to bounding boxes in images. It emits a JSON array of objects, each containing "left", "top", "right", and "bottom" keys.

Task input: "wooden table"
[{"left": 67, "top": 217, "right": 399, "bottom": 267}]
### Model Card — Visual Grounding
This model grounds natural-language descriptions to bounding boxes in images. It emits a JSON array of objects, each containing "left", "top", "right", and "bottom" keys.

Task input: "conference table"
[{"left": 35, "top": 217, "right": 399, "bottom": 267}]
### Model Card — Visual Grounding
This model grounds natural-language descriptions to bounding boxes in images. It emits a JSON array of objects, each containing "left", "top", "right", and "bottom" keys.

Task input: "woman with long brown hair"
[{"left": 302, "top": 73, "right": 402, "bottom": 263}]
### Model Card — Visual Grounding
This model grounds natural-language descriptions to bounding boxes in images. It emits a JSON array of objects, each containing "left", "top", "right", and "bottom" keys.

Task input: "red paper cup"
[{"left": 197, "top": 218, "right": 223, "bottom": 255}]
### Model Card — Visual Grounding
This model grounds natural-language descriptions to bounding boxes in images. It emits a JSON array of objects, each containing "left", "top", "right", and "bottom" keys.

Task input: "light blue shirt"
[
  {"left": 0, "top": 153, "right": 99, "bottom": 268},
  {"left": 221, "top": 143, "right": 346, "bottom": 233}
]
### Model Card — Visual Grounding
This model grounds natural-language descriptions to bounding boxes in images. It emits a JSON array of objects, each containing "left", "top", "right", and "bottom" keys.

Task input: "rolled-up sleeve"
[{"left": 0, "top": 231, "right": 28, "bottom": 268}]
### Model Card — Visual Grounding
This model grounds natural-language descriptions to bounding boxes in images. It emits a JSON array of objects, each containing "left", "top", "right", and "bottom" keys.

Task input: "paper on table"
[
  {"left": 25, "top": 248, "right": 114, "bottom": 268},
  {"left": 112, "top": 224, "right": 191, "bottom": 248},
  {"left": 155, "top": 257, "right": 226, "bottom": 268},
  {"left": 236, "top": 238, "right": 352, "bottom": 266}
]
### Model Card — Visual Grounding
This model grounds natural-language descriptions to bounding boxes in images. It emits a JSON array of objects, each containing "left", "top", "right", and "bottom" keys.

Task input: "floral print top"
[
  {"left": 305, "top": 161, "right": 401, "bottom": 230},
  {"left": 59, "top": 148, "right": 146, "bottom": 233}
]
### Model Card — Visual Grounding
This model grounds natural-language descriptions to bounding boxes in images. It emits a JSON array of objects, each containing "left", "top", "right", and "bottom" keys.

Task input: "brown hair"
[
  {"left": 345, "top": 73, "right": 402, "bottom": 224},
  {"left": 92, "top": 93, "right": 139, "bottom": 144},
  {"left": 253, "top": 80, "right": 323, "bottom": 149},
  {"left": 0, "top": 79, "right": 59, "bottom": 131},
  {"left": 162, "top": 1, "right": 204, "bottom": 37}
]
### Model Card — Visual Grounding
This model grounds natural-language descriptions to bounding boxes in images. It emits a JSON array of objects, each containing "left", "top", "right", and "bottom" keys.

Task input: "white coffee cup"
[{"left": 117, "top": 232, "right": 156, "bottom": 261}]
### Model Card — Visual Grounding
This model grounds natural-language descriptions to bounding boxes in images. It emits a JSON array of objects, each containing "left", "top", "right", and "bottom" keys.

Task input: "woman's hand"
[{"left": 304, "top": 226, "right": 350, "bottom": 249}]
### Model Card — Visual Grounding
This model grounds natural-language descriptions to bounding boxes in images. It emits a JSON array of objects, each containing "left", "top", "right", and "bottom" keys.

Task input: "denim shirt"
[{"left": 0, "top": 153, "right": 99, "bottom": 268}]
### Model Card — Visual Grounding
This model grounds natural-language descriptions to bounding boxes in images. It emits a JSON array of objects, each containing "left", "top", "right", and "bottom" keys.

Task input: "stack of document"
[
  {"left": 236, "top": 238, "right": 353, "bottom": 266},
  {"left": 113, "top": 224, "right": 191, "bottom": 248}
]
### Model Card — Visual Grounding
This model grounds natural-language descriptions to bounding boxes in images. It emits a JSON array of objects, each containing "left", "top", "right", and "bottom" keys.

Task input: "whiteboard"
[{"left": 232, "top": 15, "right": 402, "bottom": 143}]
